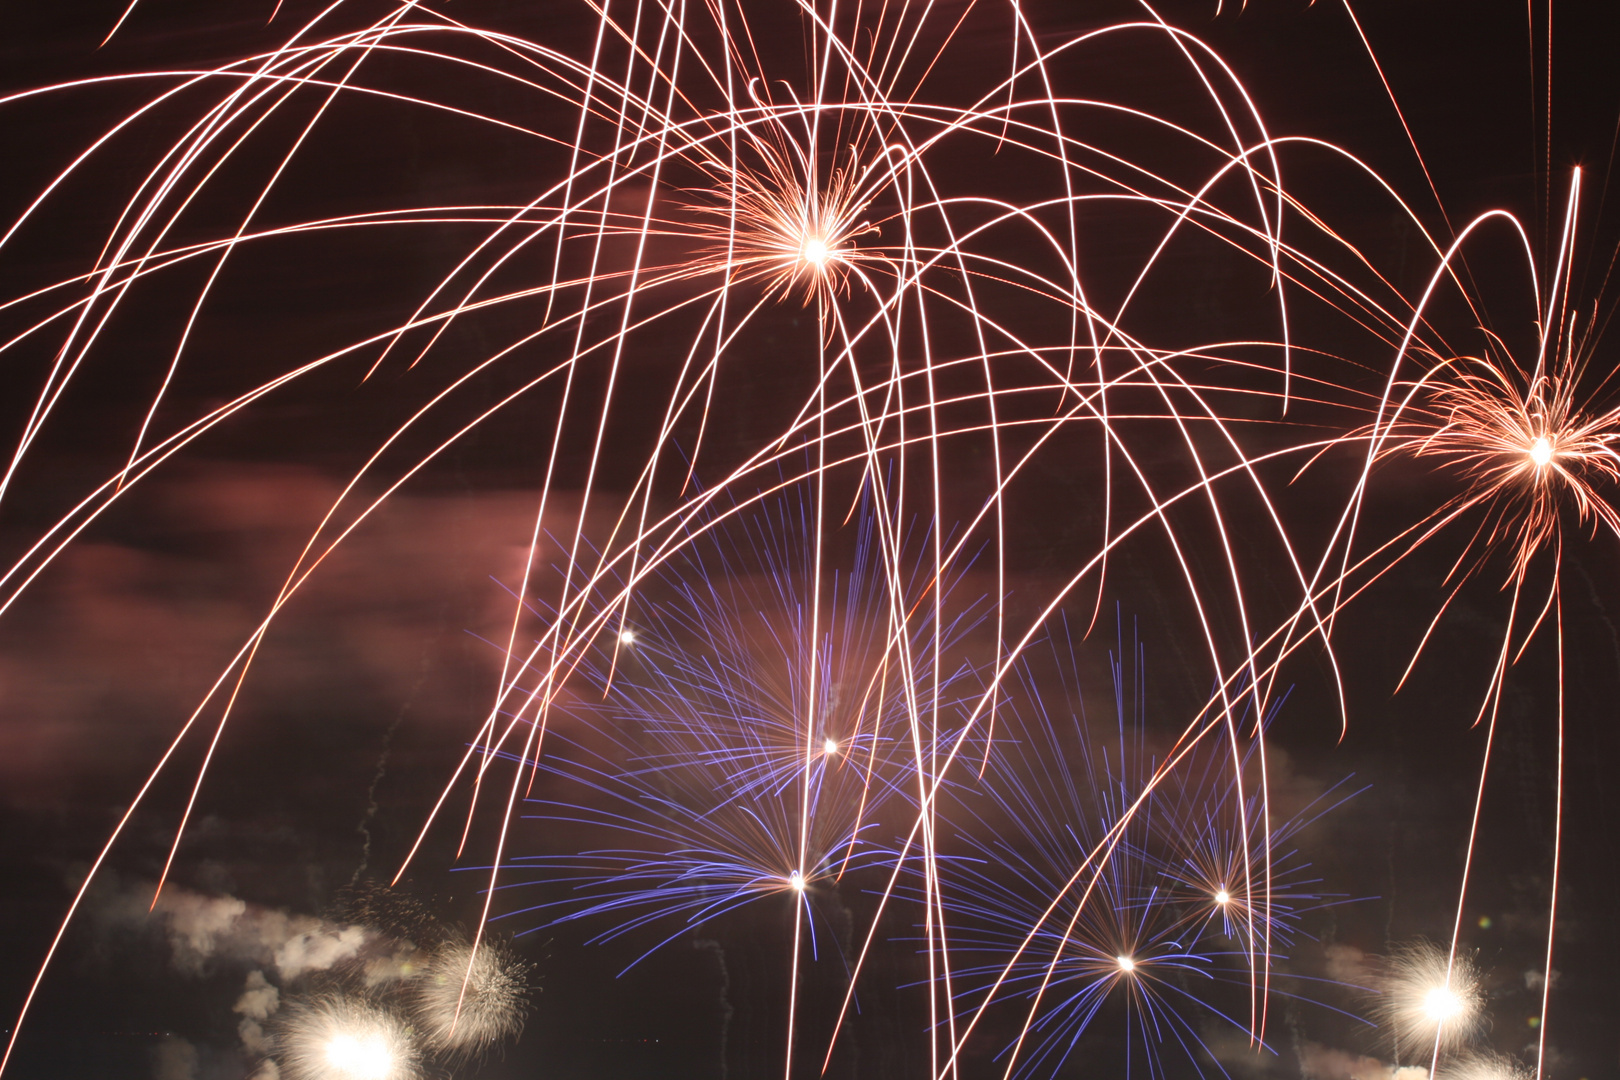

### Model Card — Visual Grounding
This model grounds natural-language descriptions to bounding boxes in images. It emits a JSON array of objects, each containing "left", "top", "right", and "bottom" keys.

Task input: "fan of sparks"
[{"left": 0, "top": 0, "right": 1614, "bottom": 1077}]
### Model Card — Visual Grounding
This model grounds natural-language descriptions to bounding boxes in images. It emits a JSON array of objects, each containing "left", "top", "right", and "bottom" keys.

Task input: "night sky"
[{"left": 2, "top": 2, "right": 1619, "bottom": 1079}]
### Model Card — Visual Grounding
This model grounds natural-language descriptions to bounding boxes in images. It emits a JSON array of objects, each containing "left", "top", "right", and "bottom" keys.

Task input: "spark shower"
[{"left": 0, "top": 1, "right": 1614, "bottom": 1077}]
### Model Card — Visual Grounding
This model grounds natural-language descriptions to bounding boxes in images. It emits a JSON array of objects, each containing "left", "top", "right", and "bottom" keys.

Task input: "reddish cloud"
[{"left": 0, "top": 461, "right": 559, "bottom": 803}]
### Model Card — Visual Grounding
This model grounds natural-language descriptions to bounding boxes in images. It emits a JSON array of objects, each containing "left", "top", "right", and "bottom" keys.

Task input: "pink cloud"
[{"left": 0, "top": 461, "right": 565, "bottom": 801}]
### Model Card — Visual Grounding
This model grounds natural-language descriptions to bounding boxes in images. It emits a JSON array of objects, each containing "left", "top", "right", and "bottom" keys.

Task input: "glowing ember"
[
  {"left": 1529, "top": 435, "right": 1553, "bottom": 467},
  {"left": 324, "top": 1033, "right": 395, "bottom": 1080},
  {"left": 800, "top": 235, "right": 829, "bottom": 267},
  {"left": 275, "top": 995, "right": 419, "bottom": 1080},
  {"left": 1423, "top": 985, "right": 1465, "bottom": 1023}
]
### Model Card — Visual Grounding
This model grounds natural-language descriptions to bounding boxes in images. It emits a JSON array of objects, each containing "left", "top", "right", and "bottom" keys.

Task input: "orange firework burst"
[
  {"left": 1368, "top": 339, "right": 1620, "bottom": 590},
  {"left": 1322, "top": 172, "right": 1620, "bottom": 1080},
  {"left": 685, "top": 112, "right": 884, "bottom": 310}
]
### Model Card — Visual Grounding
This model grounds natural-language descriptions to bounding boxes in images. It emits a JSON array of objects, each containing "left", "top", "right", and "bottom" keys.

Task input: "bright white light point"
[
  {"left": 801, "top": 236, "right": 829, "bottom": 267},
  {"left": 789, "top": 871, "right": 805, "bottom": 892},
  {"left": 1530, "top": 435, "right": 1553, "bottom": 467},
  {"left": 1116, "top": 955, "right": 1135, "bottom": 972},
  {"left": 325, "top": 1034, "right": 393, "bottom": 1079},
  {"left": 619, "top": 629, "right": 636, "bottom": 645},
  {"left": 1423, "top": 985, "right": 1464, "bottom": 1023},
  {"left": 823, "top": 737, "right": 838, "bottom": 755},
  {"left": 1214, "top": 889, "right": 1231, "bottom": 905}
]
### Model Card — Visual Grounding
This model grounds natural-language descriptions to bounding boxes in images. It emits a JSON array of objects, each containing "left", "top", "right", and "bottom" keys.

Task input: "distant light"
[
  {"left": 1116, "top": 955, "right": 1135, "bottom": 973},
  {"left": 1530, "top": 435, "right": 1553, "bottom": 467},
  {"left": 1214, "top": 888, "right": 1231, "bottom": 905},
  {"left": 823, "top": 737, "right": 839, "bottom": 755},
  {"left": 801, "top": 236, "right": 829, "bottom": 267},
  {"left": 325, "top": 1033, "right": 394, "bottom": 1079},
  {"left": 1422, "top": 985, "right": 1464, "bottom": 1023},
  {"left": 619, "top": 629, "right": 636, "bottom": 645},
  {"left": 789, "top": 870, "right": 806, "bottom": 892}
]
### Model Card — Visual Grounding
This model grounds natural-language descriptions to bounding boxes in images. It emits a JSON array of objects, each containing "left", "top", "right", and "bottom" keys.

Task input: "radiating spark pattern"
[
  {"left": 922, "top": 621, "right": 1365, "bottom": 1080},
  {"left": 1361, "top": 329, "right": 1620, "bottom": 587},
  {"left": 496, "top": 489, "right": 987, "bottom": 984},
  {"left": 407, "top": 938, "right": 530, "bottom": 1057},
  {"left": 277, "top": 997, "right": 419, "bottom": 1080},
  {"left": 1375, "top": 941, "right": 1485, "bottom": 1062},
  {"left": 0, "top": 0, "right": 1608, "bottom": 1077}
]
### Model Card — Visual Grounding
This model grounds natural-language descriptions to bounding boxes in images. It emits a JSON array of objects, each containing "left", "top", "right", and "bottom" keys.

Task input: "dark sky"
[{"left": 1, "top": 2, "right": 1619, "bottom": 1079}]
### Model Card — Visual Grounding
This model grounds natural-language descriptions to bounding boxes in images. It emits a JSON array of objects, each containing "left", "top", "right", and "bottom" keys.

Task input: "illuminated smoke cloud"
[
  {"left": 88, "top": 877, "right": 533, "bottom": 1075},
  {"left": 235, "top": 970, "right": 281, "bottom": 1056},
  {"left": 1299, "top": 1042, "right": 1430, "bottom": 1080},
  {"left": 94, "top": 879, "right": 374, "bottom": 979},
  {"left": 359, "top": 942, "right": 425, "bottom": 989},
  {"left": 275, "top": 996, "right": 420, "bottom": 1080},
  {"left": 407, "top": 938, "right": 531, "bottom": 1056},
  {"left": 1324, "top": 942, "right": 1379, "bottom": 986}
]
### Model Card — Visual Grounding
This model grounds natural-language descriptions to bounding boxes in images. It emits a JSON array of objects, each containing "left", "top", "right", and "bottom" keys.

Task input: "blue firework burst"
[{"left": 931, "top": 615, "right": 1368, "bottom": 1080}]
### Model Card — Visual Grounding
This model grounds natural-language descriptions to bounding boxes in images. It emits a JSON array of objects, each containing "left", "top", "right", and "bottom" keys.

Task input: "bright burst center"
[
  {"left": 1529, "top": 435, "right": 1553, "bottom": 467},
  {"left": 789, "top": 870, "right": 806, "bottom": 892},
  {"left": 1214, "top": 888, "right": 1231, "bottom": 905},
  {"left": 1422, "top": 985, "right": 1464, "bottom": 1023},
  {"left": 325, "top": 1034, "right": 394, "bottom": 1080},
  {"left": 800, "top": 235, "right": 829, "bottom": 268},
  {"left": 619, "top": 629, "right": 636, "bottom": 645},
  {"left": 1116, "top": 955, "right": 1136, "bottom": 973},
  {"left": 823, "top": 737, "right": 839, "bottom": 755}
]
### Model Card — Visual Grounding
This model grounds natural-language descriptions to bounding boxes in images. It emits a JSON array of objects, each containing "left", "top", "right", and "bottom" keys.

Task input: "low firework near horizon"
[{"left": 276, "top": 996, "right": 420, "bottom": 1080}]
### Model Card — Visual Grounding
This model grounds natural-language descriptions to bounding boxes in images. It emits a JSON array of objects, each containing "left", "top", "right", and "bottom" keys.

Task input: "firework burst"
[
  {"left": 498, "top": 486, "right": 988, "bottom": 975},
  {"left": 274, "top": 996, "right": 420, "bottom": 1080},
  {"left": 407, "top": 937, "right": 531, "bottom": 1058},
  {"left": 1373, "top": 941, "right": 1487, "bottom": 1066},
  {"left": 928, "top": 620, "right": 1366, "bottom": 1080},
  {"left": 1316, "top": 172, "right": 1620, "bottom": 1080},
  {"left": 683, "top": 96, "right": 886, "bottom": 312},
  {"left": 1359, "top": 196, "right": 1620, "bottom": 591},
  {"left": 1, "top": 1, "right": 1606, "bottom": 1077}
]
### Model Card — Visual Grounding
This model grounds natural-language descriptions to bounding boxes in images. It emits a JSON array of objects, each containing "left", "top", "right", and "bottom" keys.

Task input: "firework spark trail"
[
  {"left": 0, "top": 323, "right": 1380, "bottom": 1080},
  {"left": 921, "top": 617, "right": 1368, "bottom": 1080},
  {"left": 1304, "top": 171, "right": 1619, "bottom": 1080},
  {"left": 488, "top": 484, "right": 991, "bottom": 969},
  {"left": 0, "top": 365, "right": 1367, "bottom": 1080},
  {"left": 3, "top": 0, "right": 1590, "bottom": 1075}
]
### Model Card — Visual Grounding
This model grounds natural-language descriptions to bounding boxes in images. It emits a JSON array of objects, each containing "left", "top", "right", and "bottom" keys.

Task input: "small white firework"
[
  {"left": 1376, "top": 941, "right": 1487, "bottom": 1058},
  {"left": 407, "top": 938, "right": 530, "bottom": 1057}
]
